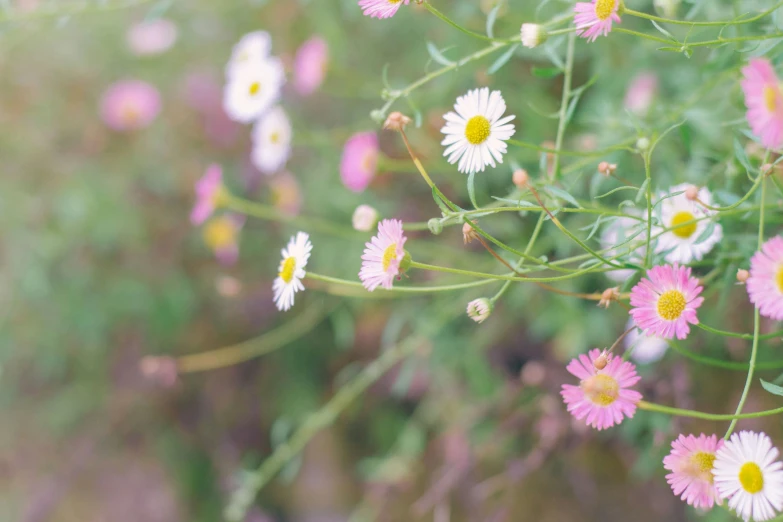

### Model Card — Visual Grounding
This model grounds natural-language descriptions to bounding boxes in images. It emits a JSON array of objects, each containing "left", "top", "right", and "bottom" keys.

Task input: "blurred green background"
[{"left": 3, "top": 0, "right": 783, "bottom": 521}]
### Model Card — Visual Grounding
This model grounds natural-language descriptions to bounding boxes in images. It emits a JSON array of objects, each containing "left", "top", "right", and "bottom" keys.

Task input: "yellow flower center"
[
  {"left": 361, "top": 150, "right": 377, "bottom": 173},
  {"left": 279, "top": 256, "right": 297, "bottom": 283},
  {"left": 581, "top": 373, "right": 619, "bottom": 406},
  {"left": 688, "top": 452, "right": 717, "bottom": 483},
  {"left": 249, "top": 81, "right": 261, "bottom": 96},
  {"left": 739, "top": 462, "right": 764, "bottom": 494},
  {"left": 270, "top": 131, "right": 280, "bottom": 144},
  {"left": 387, "top": 0, "right": 402, "bottom": 3},
  {"left": 382, "top": 243, "right": 398, "bottom": 272},
  {"left": 464, "top": 115, "right": 491, "bottom": 145},
  {"left": 776, "top": 265, "right": 783, "bottom": 294},
  {"left": 203, "top": 217, "right": 237, "bottom": 250},
  {"left": 657, "top": 290, "right": 686, "bottom": 321},
  {"left": 594, "top": 0, "right": 615, "bottom": 20},
  {"left": 670, "top": 211, "right": 698, "bottom": 239},
  {"left": 121, "top": 103, "right": 140, "bottom": 125},
  {"left": 764, "top": 85, "right": 778, "bottom": 113}
]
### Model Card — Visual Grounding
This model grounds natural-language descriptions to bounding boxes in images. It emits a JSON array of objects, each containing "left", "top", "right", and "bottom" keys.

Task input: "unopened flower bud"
[
  {"left": 593, "top": 350, "right": 611, "bottom": 370},
  {"left": 428, "top": 218, "right": 443, "bottom": 235},
  {"left": 520, "top": 23, "right": 547, "bottom": 49},
  {"left": 598, "top": 287, "right": 619, "bottom": 309},
  {"left": 383, "top": 111, "right": 412, "bottom": 132},
  {"left": 466, "top": 298, "right": 493, "bottom": 324},
  {"left": 352, "top": 204, "right": 379, "bottom": 232},
  {"left": 684, "top": 185, "right": 700, "bottom": 201},
  {"left": 369, "top": 109, "right": 385, "bottom": 123},
  {"left": 139, "top": 356, "right": 178, "bottom": 387},
  {"left": 653, "top": 0, "right": 680, "bottom": 18},
  {"left": 513, "top": 168, "right": 530, "bottom": 189},
  {"left": 463, "top": 222, "right": 479, "bottom": 244},
  {"left": 598, "top": 162, "right": 617, "bottom": 176},
  {"left": 636, "top": 137, "right": 650, "bottom": 151},
  {"left": 737, "top": 269, "right": 750, "bottom": 284},
  {"left": 398, "top": 250, "right": 412, "bottom": 274}
]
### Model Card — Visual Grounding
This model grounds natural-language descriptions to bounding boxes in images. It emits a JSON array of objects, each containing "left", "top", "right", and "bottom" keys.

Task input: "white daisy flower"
[
  {"left": 223, "top": 56, "right": 284, "bottom": 124},
  {"left": 273, "top": 232, "right": 312, "bottom": 312},
  {"left": 440, "top": 87, "right": 516, "bottom": 174},
  {"left": 623, "top": 318, "right": 668, "bottom": 364},
  {"left": 654, "top": 183, "right": 723, "bottom": 264},
  {"left": 251, "top": 106, "right": 292, "bottom": 174},
  {"left": 226, "top": 31, "right": 272, "bottom": 79},
  {"left": 713, "top": 431, "right": 783, "bottom": 522}
]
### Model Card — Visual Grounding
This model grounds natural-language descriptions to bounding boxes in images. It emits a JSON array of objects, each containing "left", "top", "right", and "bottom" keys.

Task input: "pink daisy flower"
[
  {"left": 358, "top": 0, "right": 410, "bottom": 19},
  {"left": 340, "top": 132, "right": 378, "bottom": 193},
  {"left": 741, "top": 59, "right": 783, "bottom": 150},
  {"left": 560, "top": 349, "right": 642, "bottom": 430},
  {"left": 630, "top": 264, "right": 704, "bottom": 340},
  {"left": 663, "top": 433, "right": 723, "bottom": 510},
  {"left": 294, "top": 37, "right": 329, "bottom": 96},
  {"left": 747, "top": 236, "right": 783, "bottom": 320},
  {"left": 202, "top": 214, "right": 244, "bottom": 266},
  {"left": 190, "top": 164, "right": 225, "bottom": 226},
  {"left": 100, "top": 79, "right": 161, "bottom": 132},
  {"left": 359, "top": 219, "right": 407, "bottom": 291},
  {"left": 574, "top": 0, "right": 621, "bottom": 42}
]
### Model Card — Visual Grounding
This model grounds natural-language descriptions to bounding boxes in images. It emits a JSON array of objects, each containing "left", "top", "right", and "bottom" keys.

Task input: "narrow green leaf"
[
  {"left": 545, "top": 186, "right": 581, "bottom": 208},
  {"left": 531, "top": 66, "right": 562, "bottom": 79},
  {"left": 488, "top": 44, "right": 519, "bottom": 75},
  {"left": 426, "top": 42, "right": 454, "bottom": 66},
  {"left": 761, "top": 379, "right": 783, "bottom": 397},
  {"left": 467, "top": 172, "right": 479, "bottom": 209},
  {"left": 486, "top": 4, "right": 501, "bottom": 39}
]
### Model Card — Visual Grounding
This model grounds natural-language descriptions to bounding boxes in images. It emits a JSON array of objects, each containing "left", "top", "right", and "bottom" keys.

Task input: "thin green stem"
[
  {"left": 492, "top": 213, "right": 546, "bottom": 303},
  {"left": 697, "top": 322, "right": 783, "bottom": 341},
  {"left": 507, "top": 137, "right": 636, "bottom": 158},
  {"left": 306, "top": 271, "right": 496, "bottom": 295},
  {"left": 643, "top": 150, "right": 653, "bottom": 268},
  {"left": 552, "top": 32, "right": 576, "bottom": 180},
  {"left": 725, "top": 175, "right": 767, "bottom": 439},
  {"left": 409, "top": 260, "right": 610, "bottom": 284},
  {"left": 422, "top": 2, "right": 516, "bottom": 43},
  {"left": 668, "top": 339, "right": 783, "bottom": 371},
  {"left": 624, "top": 3, "right": 783, "bottom": 27},
  {"left": 638, "top": 400, "right": 783, "bottom": 421}
]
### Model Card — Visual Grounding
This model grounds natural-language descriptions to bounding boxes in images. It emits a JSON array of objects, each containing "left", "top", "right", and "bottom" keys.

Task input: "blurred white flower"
[
  {"left": 624, "top": 318, "right": 668, "bottom": 364},
  {"left": 222, "top": 57, "right": 284, "bottom": 123},
  {"left": 352, "top": 205, "right": 379, "bottom": 232},
  {"left": 251, "top": 106, "right": 292, "bottom": 174},
  {"left": 520, "top": 23, "right": 546, "bottom": 48},
  {"left": 226, "top": 31, "right": 272, "bottom": 79}
]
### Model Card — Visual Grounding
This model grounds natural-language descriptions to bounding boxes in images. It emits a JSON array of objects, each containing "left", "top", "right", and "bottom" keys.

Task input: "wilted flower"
[{"left": 383, "top": 111, "right": 412, "bottom": 132}]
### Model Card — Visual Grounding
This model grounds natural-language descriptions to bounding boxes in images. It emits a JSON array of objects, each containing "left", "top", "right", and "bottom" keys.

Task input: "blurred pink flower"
[
  {"left": 359, "top": 0, "right": 410, "bottom": 19},
  {"left": 340, "top": 132, "right": 378, "bottom": 193},
  {"left": 630, "top": 264, "right": 703, "bottom": 340},
  {"left": 663, "top": 433, "right": 723, "bottom": 509},
  {"left": 181, "top": 71, "right": 241, "bottom": 148},
  {"left": 560, "top": 348, "right": 642, "bottom": 430},
  {"left": 574, "top": 0, "right": 620, "bottom": 42},
  {"left": 203, "top": 214, "right": 244, "bottom": 266},
  {"left": 126, "top": 18, "right": 178, "bottom": 56},
  {"left": 191, "top": 164, "right": 225, "bottom": 225},
  {"left": 294, "top": 37, "right": 329, "bottom": 96},
  {"left": 269, "top": 172, "right": 302, "bottom": 216},
  {"left": 359, "top": 219, "right": 406, "bottom": 291},
  {"left": 742, "top": 58, "right": 783, "bottom": 149},
  {"left": 624, "top": 72, "right": 658, "bottom": 116},
  {"left": 100, "top": 80, "right": 161, "bottom": 132},
  {"left": 747, "top": 235, "right": 783, "bottom": 320}
]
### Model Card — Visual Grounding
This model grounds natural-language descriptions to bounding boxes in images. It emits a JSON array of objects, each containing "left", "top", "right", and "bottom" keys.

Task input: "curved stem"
[
  {"left": 422, "top": 2, "right": 515, "bottom": 43},
  {"left": 667, "top": 339, "right": 783, "bottom": 371},
  {"left": 176, "top": 305, "right": 329, "bottom": 373},
  {"left": 305, "top": 271, "right": 496, "bottom": 295},
  {"left": 638, "top": 400, "right": 783, "bottom": 421},
  {"left": 696, "top": 322, "right": 783, "bottom": 341},
  {"left": 507, "top": 138, "right": 636, "bottom": 158},
  {"left": 409, "top": 260, "right": 610, "bottom": 284},
  {"left": 725, "top": 176, "right": 767, "bottom": 439},
  {"left": 552, "top": 32, "right": 576, "bottom": 180}
]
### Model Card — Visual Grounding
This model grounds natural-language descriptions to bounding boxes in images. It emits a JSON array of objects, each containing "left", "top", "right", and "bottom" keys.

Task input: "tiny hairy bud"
[
  {"left": 428, "top": 218, "right": 443, "bottom": 235},
  {"left": 684, "top": 185, "right": 700, "bottom": 201},
  {"left": 737, "top": 268, "right": 750, "bottom": 284},
  {"left": 593, "top": 351, "right": 611, "bottom": 370},
  {"left": 598, "top": 287, "right": 619, "bottom": 309},
  {"left": 463, "top": 222, "right": 479, "bottom": 244},
  {"left": 513, "top": 168, "right": 530, "bottom": 189},
  {"left": 383, "top": 111, "right": 412, "bottom": 132},
  {"left": 598, "top": 162, "right": 617, "bottom": 177},
  {"left": 369, "top": 109, "right": 386, "bottom": 124},
  {"left": 636, "top": 137, "right": 650, "bottom": 151}
]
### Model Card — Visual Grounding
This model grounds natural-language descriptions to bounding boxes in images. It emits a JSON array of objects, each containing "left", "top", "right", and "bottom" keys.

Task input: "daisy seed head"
[
  {"left": 592, "top": 350, "right": 611, "bottom": 370},
  {"left": 463, "top": 222, "right": 479, "bottom": 244},
  {"left": 598, "top": 287, "right": 620, "bottom": 309},
  {"left": 598, "top": 161, "right": 616, "bottom": 176}
]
